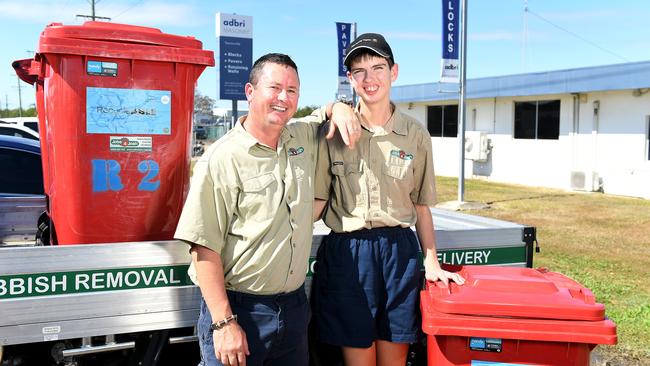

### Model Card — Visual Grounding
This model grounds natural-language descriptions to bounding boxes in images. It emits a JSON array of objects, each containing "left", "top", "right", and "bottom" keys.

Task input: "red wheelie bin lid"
[
  {"left": 421, "top": 265, "right": 617, "bottom": 345},
  {"left": 425, "top": 265, "right": 605, "bottom": 320},
  {"left": 37, "top": 21, "right": 214, "bottom": 65}
]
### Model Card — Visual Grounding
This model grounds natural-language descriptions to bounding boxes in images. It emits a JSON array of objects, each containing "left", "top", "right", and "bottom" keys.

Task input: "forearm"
[
  {"left": 414, "top": 204, "right": 440, "bottom": 268},
  {"left": 191, "top": 245, "right": 232, "bottom": 319},
  {"left": 313, "top": 199, "right": 327, "bottom": 222}
]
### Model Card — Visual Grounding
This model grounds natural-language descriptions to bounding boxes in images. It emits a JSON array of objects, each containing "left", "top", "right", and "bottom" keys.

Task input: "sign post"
[
  {"left": 335, "top": 22, "right": 353, "bottom": 103},
  {"left": 216, "top": 13, "right": 253, "bottom": 123}
]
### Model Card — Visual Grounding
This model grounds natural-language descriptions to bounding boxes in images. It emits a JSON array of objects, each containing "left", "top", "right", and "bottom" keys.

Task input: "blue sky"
[{"left": 1, "top": 0, "right": 649, "bottom": 111}]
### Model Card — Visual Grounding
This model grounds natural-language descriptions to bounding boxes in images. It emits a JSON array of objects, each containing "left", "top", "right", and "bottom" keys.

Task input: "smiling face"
[
  {"left": 245, "top": 62, "right": 300, "bottom": 129},
  {"left": 347, "top": 53, "right": 398, "bottom": 107}
]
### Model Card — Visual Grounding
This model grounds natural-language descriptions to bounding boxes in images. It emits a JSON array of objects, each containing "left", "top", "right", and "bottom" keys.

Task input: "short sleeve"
[
  {"left": 173, "top": 156, "right": 235, "bottom": 254},
  {"left": 410, "top": 128, "right": 437, "bottom": 206}
]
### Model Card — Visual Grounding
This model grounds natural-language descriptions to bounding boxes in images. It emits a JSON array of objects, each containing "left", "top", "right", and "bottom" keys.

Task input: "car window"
[
  {"left": 24, "top": 122, "right": 39, "bottom": 133},
  {"left": 0, "top": 126, "right": 39, "bottom": 140},
  {"left": 0, "top": 148, "right": 44, "bottom": 194}
]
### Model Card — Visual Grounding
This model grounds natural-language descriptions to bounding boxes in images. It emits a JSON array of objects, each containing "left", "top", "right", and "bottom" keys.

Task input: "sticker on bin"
[
  {"left": 87, "top": 87, "right": 171, "bottom": 135},
  {"left": 471, "top": 361, "right": 536, "bottom": 366},
  {"left": 470, "top": 337, "right": 502, "bottom": 352},
  {"left": 110, "top": 136, "right": 152, "bottom": 152},
  {"left": 87, "top": 60, "right": 118, "bottom": 77}
]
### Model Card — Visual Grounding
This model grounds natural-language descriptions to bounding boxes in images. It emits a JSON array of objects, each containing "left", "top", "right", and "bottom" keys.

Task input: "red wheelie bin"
[{"left": 13, "top": 22, "right": 214, "bottom": 245}]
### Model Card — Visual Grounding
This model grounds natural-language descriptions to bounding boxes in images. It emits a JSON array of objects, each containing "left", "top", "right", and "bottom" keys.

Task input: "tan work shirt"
[
  {"left": 175, "top": 115, "right": 322, "bottom": 295},
  {"left": 315, "top": 104, "right": 437, "bottom": 232}
]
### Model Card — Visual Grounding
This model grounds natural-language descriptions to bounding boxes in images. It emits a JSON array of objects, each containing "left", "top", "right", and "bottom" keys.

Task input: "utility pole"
[
  {"left": 76, "top": 0, "right": 111, "bottom": 21},
  {"left": 16, "top": 76, "right": 23, "bottom": 117}
]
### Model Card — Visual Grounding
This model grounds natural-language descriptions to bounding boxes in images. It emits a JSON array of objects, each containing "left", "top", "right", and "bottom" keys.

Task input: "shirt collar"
[
  {"left": 235, "top": 115, "right": 294, "bottom": 151},
  {"left": 355, "top": 102, "right": 408, "bottom": 136}
]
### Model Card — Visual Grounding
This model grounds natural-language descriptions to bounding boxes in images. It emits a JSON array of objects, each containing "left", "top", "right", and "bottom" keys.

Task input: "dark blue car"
[{"left": 0, "top": 135, "right": 43, "bottom": 195}]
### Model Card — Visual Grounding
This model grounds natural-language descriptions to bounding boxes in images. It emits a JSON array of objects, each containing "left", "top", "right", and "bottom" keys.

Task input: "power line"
[
  {"left": 525, "top": 7, "right": 630, "bottom": 63},
  {"left": 77, "top": 0, "right": 111, "bottom": 21},
  {"left": 111, "top": 0, "right": 145, "bottom": 20}
]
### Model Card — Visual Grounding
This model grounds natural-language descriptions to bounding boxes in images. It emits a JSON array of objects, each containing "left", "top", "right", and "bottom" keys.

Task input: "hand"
[
  {"left": 327, "top": 102, "right": 361, "bottom": 149},
  {"left": 213, "top": 321, "right": 249, "bottom": 366},
  {"left": 424, "top": 259, "right": 465, "bottom": 286}
]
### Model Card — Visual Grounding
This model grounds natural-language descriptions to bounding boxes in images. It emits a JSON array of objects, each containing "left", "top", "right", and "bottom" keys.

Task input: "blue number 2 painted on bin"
[
  {"left": 92, "top": 159, "right": 160, "bottom": 192},
  {"left": 137, "top": 160, "right": 160, "bottom": 191}
]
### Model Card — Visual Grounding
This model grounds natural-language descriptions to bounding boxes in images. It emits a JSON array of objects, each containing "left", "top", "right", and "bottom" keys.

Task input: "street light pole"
[{"left": 457, "top": 0, "right": 468, "bottom": 203}]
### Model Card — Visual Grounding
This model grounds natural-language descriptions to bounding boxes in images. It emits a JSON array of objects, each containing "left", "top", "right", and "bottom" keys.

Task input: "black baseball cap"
[{"left": 343, "top": 33, "right": 394, "bottom": 69}]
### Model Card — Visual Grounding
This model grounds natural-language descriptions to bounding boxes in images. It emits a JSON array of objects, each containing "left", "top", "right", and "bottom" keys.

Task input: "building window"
[
  {"left": 514, "top": 100, "right": 560, "bottom": 140},
  {"left": 427, "top": 105, "right": 458, "bottom": 137}
]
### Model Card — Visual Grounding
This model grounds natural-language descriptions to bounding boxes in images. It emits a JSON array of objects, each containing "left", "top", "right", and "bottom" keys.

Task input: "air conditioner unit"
[
  {"left": 570, "top": 171, "right": 600, "bottom": 191},
  {"left": 464, "top": 131, "right": 489, "bottom": 162}
]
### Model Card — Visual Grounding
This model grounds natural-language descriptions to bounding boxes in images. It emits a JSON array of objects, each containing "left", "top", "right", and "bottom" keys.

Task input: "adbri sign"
[
  {"left": 336, "top": 22, "right": 352, "bottom": 101},
  {"left": 441, "top": 0, "right": 460, "bottom": 83},
  {"left": 216, "top": 13, "right": 253, "bottom": 101}
]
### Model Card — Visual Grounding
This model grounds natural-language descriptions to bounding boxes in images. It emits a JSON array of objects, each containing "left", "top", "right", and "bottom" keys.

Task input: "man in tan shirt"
[{"left": 174, "top": 53, "right": 359, "bottom": 366}]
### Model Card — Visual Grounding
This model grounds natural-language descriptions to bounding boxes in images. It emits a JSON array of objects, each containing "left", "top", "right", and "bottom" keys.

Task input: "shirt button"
[{"left": 290, "top": 270, "right": 294, "bottom": 275}]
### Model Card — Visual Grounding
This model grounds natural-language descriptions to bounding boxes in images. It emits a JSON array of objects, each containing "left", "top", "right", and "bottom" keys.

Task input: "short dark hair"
[{"left": 249, "top": 53, "right": 299, "bottom": 85}]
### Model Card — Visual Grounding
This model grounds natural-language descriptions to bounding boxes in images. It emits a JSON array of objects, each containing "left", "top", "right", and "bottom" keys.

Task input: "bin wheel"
[{"left": 35, "top": 211, "right": 54, "bottom": 246}]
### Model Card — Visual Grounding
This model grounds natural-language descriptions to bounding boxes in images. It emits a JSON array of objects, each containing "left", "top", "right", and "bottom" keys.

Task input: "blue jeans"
[{"left": 197, "top": 285, "right": 310, "bottom": 366}]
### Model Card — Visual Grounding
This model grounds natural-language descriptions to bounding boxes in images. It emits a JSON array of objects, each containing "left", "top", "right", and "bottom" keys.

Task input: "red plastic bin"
[
  {"left": 13, "top": 22, "right": 214, "bottom": 245},
  {"left": 421, "top": 265, "right": 617, "bottom": 366}
]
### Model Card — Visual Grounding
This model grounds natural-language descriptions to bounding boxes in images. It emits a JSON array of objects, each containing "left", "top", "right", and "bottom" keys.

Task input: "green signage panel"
[
  {"left": 0, "top": 265, "right": 192, "bottom": 300},
  {"left": 1, "top": 247, "right": 526, "bottom": 299},
  {"left": 307, "top": 246, "right": 526, "bottom": 277}
]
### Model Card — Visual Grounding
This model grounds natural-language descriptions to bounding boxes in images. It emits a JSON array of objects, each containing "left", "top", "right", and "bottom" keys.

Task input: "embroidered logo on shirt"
[
  {"left": 390, "top": 149, "right": 413, "bottom": 160},
  {"left": 288, "top": 147, "right": 305, "bottom": 156}
]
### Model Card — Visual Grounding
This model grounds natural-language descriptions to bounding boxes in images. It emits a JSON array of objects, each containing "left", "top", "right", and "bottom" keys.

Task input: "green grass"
[{"left": 435, "top": 176, "right": 650, "bottom": 363}]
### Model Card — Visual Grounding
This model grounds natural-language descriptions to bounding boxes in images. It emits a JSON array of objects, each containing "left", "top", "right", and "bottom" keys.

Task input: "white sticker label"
[
  {"left": 42, "top": 325, "right": 61, "bottom": 334},
  {"left": 109, "top": 136, "right": 153, "bottom": 152}
]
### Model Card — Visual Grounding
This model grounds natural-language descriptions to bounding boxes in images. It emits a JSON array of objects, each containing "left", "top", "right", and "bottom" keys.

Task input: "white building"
[{"left": 392, "top": 61, "right": 650, "bottom": 200}]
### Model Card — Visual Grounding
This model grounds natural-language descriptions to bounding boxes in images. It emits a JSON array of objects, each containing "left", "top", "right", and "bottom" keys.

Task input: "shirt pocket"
[
  {"left": 239, "top": 172, "right": 277, "bottom": 221},
  {"left": 383, "top": 156, "right": 413, "bottom": 181},
  {"left": 331, "top": 162, "right": 362, "bottom": 211}
]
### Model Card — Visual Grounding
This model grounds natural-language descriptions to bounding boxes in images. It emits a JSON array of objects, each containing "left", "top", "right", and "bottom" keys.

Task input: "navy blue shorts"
[
  {"left": 197, "top": 285, "right": 310, "bottom": 366},
  {"left": 313, "top": 226, "right": 422, "bottom": 348}
]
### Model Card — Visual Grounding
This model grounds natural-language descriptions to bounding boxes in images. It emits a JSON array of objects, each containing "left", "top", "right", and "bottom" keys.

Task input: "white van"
[
  {"left": 0, "top": 117, "right": 39, "bottom": 134},
  {"left": 0, "top": 123, "right": 40, "bottom": 140}
]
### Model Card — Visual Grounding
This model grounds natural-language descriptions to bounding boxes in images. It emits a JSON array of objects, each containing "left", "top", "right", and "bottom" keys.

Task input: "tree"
[
  {"left": 0, "top": 107, "right": 37, "bottom": 118},
  {"left": 293, "top": 105, "right": 319, "bottom": 118},
  {"left": 194, "top": 91, "right": 216, "bottom": 116}
]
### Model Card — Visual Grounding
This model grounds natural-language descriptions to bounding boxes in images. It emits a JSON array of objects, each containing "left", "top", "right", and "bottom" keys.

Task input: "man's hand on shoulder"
[{"left": 327, "top": 101, "right": 361, "bottom": 149}]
